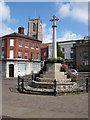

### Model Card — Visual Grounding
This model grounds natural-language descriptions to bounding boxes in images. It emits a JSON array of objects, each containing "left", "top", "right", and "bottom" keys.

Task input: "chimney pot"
[{"left": 18, "top": 27, "right": 24, "bottom": 35}]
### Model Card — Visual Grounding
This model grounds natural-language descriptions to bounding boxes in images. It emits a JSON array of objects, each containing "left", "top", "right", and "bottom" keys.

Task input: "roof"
[{"left": 0, "top": 32, "right": 42, "bottom": 43}]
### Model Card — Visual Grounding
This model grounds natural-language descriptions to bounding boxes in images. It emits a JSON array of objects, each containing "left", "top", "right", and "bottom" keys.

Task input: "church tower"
[{"left": 27, "top": 16, "right": 42, "bottom": 41}]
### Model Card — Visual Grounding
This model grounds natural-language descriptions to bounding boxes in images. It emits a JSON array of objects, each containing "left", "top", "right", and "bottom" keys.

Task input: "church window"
[{"left": 33, "top": 23, "right": 36, "bottom": 31}]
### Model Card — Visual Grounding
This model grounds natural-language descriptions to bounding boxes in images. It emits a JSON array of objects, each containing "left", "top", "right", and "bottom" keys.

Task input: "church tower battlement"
[{"left": 27, "top": 16, "right": 42, "bottom": 41}]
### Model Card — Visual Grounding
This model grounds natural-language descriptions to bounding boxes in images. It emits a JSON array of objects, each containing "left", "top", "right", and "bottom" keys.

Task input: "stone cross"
[{"left": 50, "top": 15, "right": 59, "bottom": 59}]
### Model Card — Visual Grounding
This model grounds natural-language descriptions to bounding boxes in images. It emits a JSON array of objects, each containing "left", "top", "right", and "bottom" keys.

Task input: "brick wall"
[
  {"left": 2, "top": 37, "right": 41, "bottom": 60},
  {"left": 73, "top": 40, "right": 90, "bottom": 72}
]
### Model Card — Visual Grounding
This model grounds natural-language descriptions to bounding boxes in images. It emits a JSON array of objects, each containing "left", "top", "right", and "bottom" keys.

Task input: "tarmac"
[{"left": 1, "top": 78, "right": 88, "bottom": 118}]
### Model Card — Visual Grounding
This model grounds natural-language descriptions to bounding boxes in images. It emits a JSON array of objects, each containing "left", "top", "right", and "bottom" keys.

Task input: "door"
[{"left": 9, "top": 64, "right": 14, "bottom": 77}]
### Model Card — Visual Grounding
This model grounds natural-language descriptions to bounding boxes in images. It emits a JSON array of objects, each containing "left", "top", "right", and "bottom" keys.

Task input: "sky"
[{"left": 0, "top": 0, "right": 89, "bottom": 43}]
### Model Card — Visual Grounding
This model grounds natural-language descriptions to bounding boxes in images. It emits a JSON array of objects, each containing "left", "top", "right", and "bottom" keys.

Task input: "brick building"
[
  {"left": 0, "top": 27, "right": 42, "bottom": 78},
  {"left": 73, "top": 37, "right": 90, "bottom": 72}
]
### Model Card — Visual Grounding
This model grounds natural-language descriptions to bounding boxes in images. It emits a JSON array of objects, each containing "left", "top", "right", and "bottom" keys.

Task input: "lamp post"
[{"left": 50, "top": 15, "right": 59, "bottom": 59}]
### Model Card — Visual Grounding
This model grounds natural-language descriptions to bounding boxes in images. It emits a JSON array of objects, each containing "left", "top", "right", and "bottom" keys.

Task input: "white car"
[{"left": 68, "top": 69, "right": 79, "bottom": 76}]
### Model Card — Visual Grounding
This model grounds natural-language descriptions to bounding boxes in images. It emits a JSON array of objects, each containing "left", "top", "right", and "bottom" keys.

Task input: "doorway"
[{"left": 9, "top": 64, "right": 14, "bottom": 77}]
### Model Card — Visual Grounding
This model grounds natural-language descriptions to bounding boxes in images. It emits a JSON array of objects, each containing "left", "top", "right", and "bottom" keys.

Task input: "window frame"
[
  {"left": 2, "top": 51, "right": 4, "bottom": 59},
  {"left": 10, "top": 50, "right": 14, "bottom": 59},
  {"left": 19, "top": 40, "right": 22, "bottom": 47},
  {"left": 25, "top": 51, "right": 28, "bottom": 59},
  {"left": 36, "top": 43, "right": 39, "bottom": 50},
  {"left": 2, "top": 40, "right": 4, "bottom": 47},
  {"left": 62, "top": 47, "right": 65, "bottom": 52},
  {"left": 36, "top": 53, "right": 39, "bottom": 60},
  {"left": 18, "top": 51, "right": 22, "bottom": 58},
  {"left": 10, "top": 39, "right": 14, "bottom": 46},
  {"left": 31, "top": 43, "right": 34, "bottom": 49},
  {"left": 31, "top": 52, "right": 34, "bottom": 60},
  {"left": 25, "top": 41, "right": 28, "bottom": 48}
]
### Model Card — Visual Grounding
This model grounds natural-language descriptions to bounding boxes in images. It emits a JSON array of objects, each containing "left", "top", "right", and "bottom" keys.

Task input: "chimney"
[{"left": 18, "top": 27, "right": 24, "bottom": 35}]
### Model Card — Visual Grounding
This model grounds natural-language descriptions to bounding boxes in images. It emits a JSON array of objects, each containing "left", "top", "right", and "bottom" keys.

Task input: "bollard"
[
  {"left": 86, "top": 78, "right": 88, "bottom": 93},
  {"left": 54, "top": 79, "right": 56, "bottom": 96},
  {"left": 18, "top": 76, "right": 20, "bottom": 91},
  {"left": 32, "top": 71, "right": 34, "bottom": 80},
  {"left": 22, "top": 78, "right": 24, "bottom": 93}
]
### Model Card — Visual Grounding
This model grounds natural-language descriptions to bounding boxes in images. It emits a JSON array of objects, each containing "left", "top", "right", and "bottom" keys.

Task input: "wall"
[{"left": 5, "top": 60, "right": 41, "bottom": 78}]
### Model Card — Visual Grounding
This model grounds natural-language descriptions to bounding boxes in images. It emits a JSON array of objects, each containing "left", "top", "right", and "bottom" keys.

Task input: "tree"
[{"left": 57, "top": 43, "right": 64, "bottom": 58}]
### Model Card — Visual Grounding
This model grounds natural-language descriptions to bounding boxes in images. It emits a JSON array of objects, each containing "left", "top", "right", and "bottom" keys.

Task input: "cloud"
[
  {"left": 56, "top": 2, "right": 88, "bottom": 24},
  {"left": 0, "top": 0, "right": 10, "bottom": 22},
  {"left": 42, "top": 23, "right": 53, "bottom": 43},
  {"left": 42, "top": 23, "right": 83, "bottom": 43},
  {"left": 57, "top": 31, "right": 83, "bottom": 41},
  {"left": 0, "top": 0, "right": 16, "bottom": 37}
]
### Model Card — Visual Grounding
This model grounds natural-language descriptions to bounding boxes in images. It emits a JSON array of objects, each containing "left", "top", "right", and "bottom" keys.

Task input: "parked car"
[{"left": 68, "top": 69, "right": 79, "bottom": 76}]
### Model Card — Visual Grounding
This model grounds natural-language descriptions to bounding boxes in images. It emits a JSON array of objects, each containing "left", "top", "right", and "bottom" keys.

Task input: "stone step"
[
  {"left": 43, "top": 71, "right": 55, "bottom": 74},
  {"left": 24, "top": 86, "right": 54, "bottom": 93},
  {"left": 40, "top": 74, "right": 55, "bottom": 78},
  {"left": 36, "top": 77, "right": 55, "bottom": 82}
]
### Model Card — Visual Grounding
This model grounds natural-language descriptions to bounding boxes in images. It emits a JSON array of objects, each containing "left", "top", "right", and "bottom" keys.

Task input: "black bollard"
[
  {"left": 18, "top": 76, "right": 20, "bottom": 91},
  {"left": 86, "top": 78, "right": 88, "bottom": 93},
  {"left": 32, "top": 71, "right": 34, "bottom": 80},
  {"left": 22, "top": 78, "right": 24, "bottom": 93},
  {"left": 54, "top": 79, "right": 56, "bottom": 96}
]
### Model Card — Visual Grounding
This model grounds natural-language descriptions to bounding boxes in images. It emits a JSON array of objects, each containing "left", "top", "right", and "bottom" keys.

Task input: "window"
[
  {"left": 33, "top": 62, "right": 39, "bottom": 71},
  {"left": 44, "top": 52, "right": 46, "bottom": 57},
  {"left": 33, "top": 35, "right": 36, "bottom": 38},
  {"left": 31, "top": 52, "right": 34, "bottom": 60},
  {"left": 70, "top": 53, "right": 73, "bottom": 59},
  {"left": 31, "top": 43, "right": 34, "bottom": 49},
  {"left": 33, "top": 23, "right": 36, "bottom": 31},
  {"left": 44, "top": 52, "right": 46, "bottom": 60},
  {"left": 18, "top": 63, "right": 26, "bottom": 74},
  {"left": 19, "top": 40, "right": 22, "bottom": 47},
  {"left": 62, "top": 48, "right": 64, "bottom": 52},
  {"left": 82, "top": 52, "right": 88, "bottom": 65},
  {"left": 10, "top": 39, "right": 14, "bottom": 46},
  {"left": 25, "top": 52, "right": 28, "bottom": 59},
  {"left": 36, "top": 53, "right": 39, "bottom": 60},
  {"left": 10, "top": 50, "right": 14, "bottom": 59},
  {"left": 18, "top": 51, "right": 22, "bottom": 58},
  {"left": 36, "top": 43, "right": 39, "bottom": 49},
  {"left": 2, "top": 51, "right": 4, "bottom": 59},
  {"left": 71, "top": 47, "right": 73, "bottom": 51},
  {"left": 2, "top": 40, "right": 4, "bottom": 47},
  {"left": 25, "top": 42, "right": 28, "bottom": 48}
]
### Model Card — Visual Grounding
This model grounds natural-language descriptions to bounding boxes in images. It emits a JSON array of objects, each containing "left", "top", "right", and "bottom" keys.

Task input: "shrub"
[
  {"left": 61, "top": 66, "right": 66, "bottom": 72},
  {"left": 45, "top": 58, "right": 64, "bottom": 64},
  {"left": 71, "top": 74, "right": 79, "bottom": 82},
  {"left": 60, "top": 64, "right": 68, "bottom": 72},
  {"left": 67, "top": 73, "right": 71, "bottom": 78}
]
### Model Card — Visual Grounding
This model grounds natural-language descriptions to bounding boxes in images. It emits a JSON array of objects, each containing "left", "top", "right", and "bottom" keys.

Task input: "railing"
[
  {"left": 17, "top": 75, "right": 57, "bottom": 96},
  {"left": 86, "top": 77, "right": 90, "bottom": 93}
]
